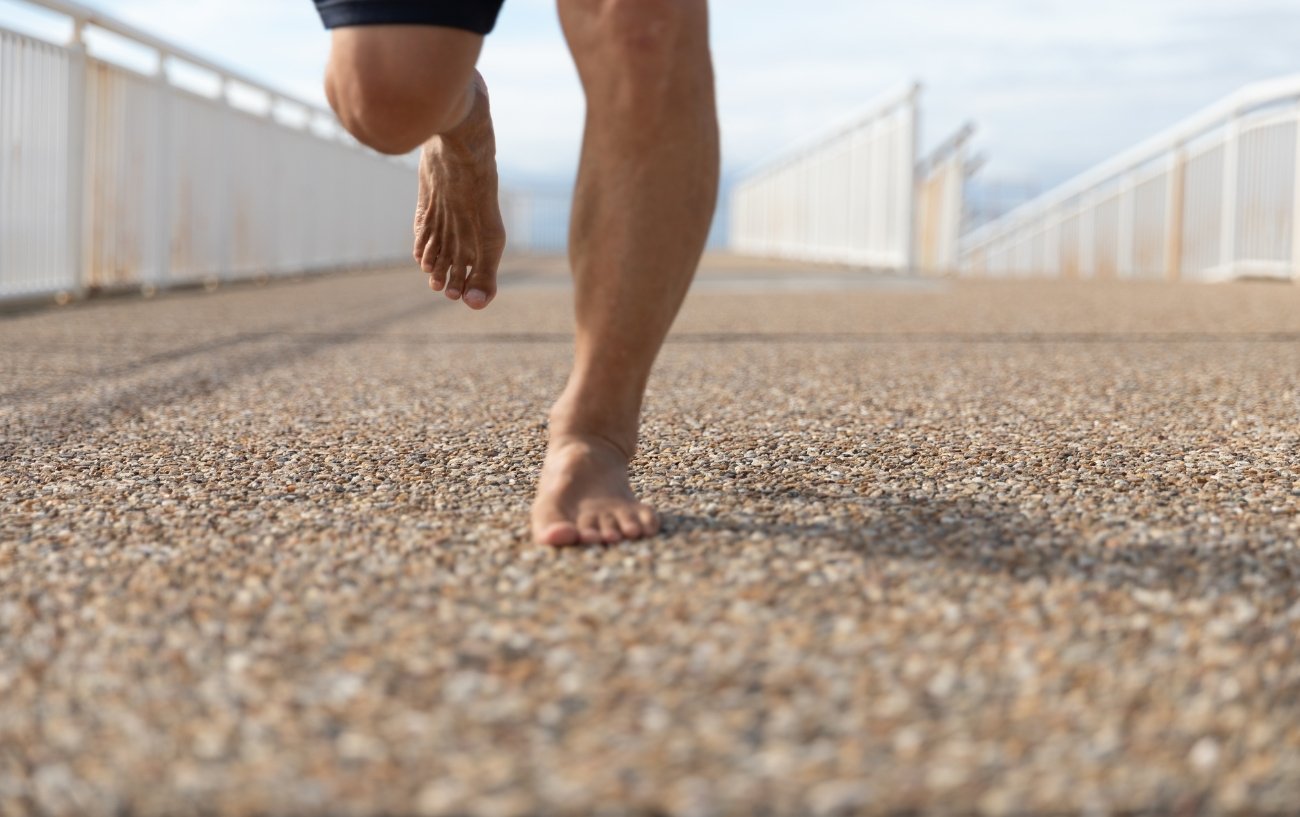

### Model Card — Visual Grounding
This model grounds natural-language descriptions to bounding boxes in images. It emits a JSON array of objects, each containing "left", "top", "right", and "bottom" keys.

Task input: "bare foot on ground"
[
  {"left": 531, "top": 433, "right": 660, "bottom": 547},
  {"left": 412, "top": 72, "right": 506, "bottom": 310}
]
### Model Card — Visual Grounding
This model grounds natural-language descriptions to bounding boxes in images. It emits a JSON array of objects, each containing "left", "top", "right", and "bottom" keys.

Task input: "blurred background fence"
[
  {"left": 728, "top": 83, "right": 972, "bottom": 275},
  {"left": 499, "top": 188, "right": 570, "bottom": 255},
  {"left": 961, "top": 75, "right": 1300, "bottom": 282},
  {"left": 729, "top": 74, "right": 1300, "bottom": 284},
  {"left": 0, "top": 0, "right": 413, "bottom": 301},
  {"left": 914, "top": 123, "right": 973, "bottom": 275},
  {"left": 7, "top": 0, "right": 1300, "bottom": 300},
  {"left": 0, "top": 0, "right": 571, "bottom": 304},
  {"left": 729, "top": 85, "right": 920, "bottom": 271}
]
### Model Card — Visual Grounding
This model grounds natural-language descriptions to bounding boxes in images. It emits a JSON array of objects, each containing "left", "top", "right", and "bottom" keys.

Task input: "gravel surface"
[{"left": 3, "top": 257, "right": 1300, "bottom": 816}]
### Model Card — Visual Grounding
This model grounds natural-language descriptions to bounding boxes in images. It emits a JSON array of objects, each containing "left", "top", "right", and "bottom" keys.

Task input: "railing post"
[
  {"left": 948, "top": 153, "right": 964, "bottom": 274},
  {"left": 1292, "top": 109, "right": 1300, "bottom": 282},
  {"left": 215, "top": 77, "right": 234, "bottom": 287},
  {"left": 809, "top": 144, "right": 823, "bottom": 260},
  {"left": 1079, "top": 196, "right": 1095, "bottom": 280},
  {"left": 1165, "top": 148, "right": 1186, "bottom": 281},
  {"left": 1045, "top": 211, "right": 1062, "bottom": 278},
  {"left": 904, "top": 87, "right": 921, "bottom": 273},
  {"left": 152, "top": 53, "right": 172, "bottom": 291},
  {"left": 1117, "top": 174, "right": 1136, "bottom": 279},
  {"left": 65, "top": 18, "right": 88, "bottom": 299},
  {"left": 1220, "top": 116, "right": 1241, "bottom": 280},
  {"left": 848, "top": 126, "right": 865, "bottom": 263}
]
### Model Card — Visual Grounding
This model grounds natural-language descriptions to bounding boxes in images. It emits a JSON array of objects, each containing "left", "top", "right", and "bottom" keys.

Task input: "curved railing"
[
  {"left": 0, "top": 0, "right": 415, "bottom": 301},
  {"left": 960, "top": 74, "right": 1300, "bottom": 282},
  {"left": 728, "top": 83, "right": 973, "bottom": 274},
  {"left": 729, "top": 84, "right": 922, "bottom": 271}
]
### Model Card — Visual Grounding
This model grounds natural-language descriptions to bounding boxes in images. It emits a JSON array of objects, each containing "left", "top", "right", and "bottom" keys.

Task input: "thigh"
[
  {"left": 317, "top": 2, "right": 505, "bottom": 150},
  {"left": 319, "top": 0, "right": 504, "bottom": 87},
  {"left": 328, "top": 24, "right": 484, "bottom": 94}
]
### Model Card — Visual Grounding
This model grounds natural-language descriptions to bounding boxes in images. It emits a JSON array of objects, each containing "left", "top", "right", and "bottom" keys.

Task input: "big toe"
[
  {"left": 463, "top": 287, "right": 492, "bottom": 310},
  {"left": 538, "top": 522, "right": 579, "bottom": 547},
  {"left": 462, "top": 268, "right": 497, "bottom": 310},
  {"left": 533, "top": 504, "right": 580, "bottom": 547}
]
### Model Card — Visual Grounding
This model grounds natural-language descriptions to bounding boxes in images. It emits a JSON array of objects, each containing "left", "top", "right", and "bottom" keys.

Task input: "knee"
[
  {"left": 566, "top": 0, "right": 709, "bottom": 126},
  {"left": 325, "top": 29, "right": 480, "bottom": 155},
  {"left": 569, "top": 0, "right": 704, "bottom": 74},
  {"left": 326, "top": 63, "right": 464, "bottom": 155},
  {"left": 606, "top": 0, "right": 693, "bottom": 49}
]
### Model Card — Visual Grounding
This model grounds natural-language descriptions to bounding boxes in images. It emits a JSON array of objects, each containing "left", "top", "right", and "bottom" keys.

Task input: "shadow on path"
[
  {"left": 0, "top": 297, "right": 446, "bottom": 456},
  {"left": 662, "top": 490, "right": 1299, "bottom": 602}
]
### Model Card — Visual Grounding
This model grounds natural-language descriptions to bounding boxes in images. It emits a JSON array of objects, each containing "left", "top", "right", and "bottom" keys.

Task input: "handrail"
[
  {"left": 1, "top": 1, "right": 425, "bottom": 301},
  {"left": 733, "top": 81, "right": 921, "bottom": 187},
  {"left": 964, "top": 73, "right": 1300, "bottom": 248},
  {"left": 10, "top": 0, "right": 342, "bottom": 133},
  {"left": 918, "top": 122, "right": 975, "bottom": 177}
]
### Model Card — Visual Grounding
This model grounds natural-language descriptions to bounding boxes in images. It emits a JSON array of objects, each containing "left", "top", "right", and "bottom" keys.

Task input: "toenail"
[
  {"left": 446, "top": 287, "right": 460, "bottom": 299},
  {"left": 465, "top": 289, "right": 488, "bottom": 307}
]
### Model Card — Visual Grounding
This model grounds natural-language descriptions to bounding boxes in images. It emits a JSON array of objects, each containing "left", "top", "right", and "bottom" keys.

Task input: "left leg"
[
  {"left": 531, "top": 0, "right": 720, "bottom": 545},
  {"left": 315, "top": 0, "right": 507, "bottom": 308}
]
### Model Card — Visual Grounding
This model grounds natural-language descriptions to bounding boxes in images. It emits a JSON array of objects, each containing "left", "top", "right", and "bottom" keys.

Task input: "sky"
[{"left": 3, "top": 0, "right": 1299, "bottom": 195}]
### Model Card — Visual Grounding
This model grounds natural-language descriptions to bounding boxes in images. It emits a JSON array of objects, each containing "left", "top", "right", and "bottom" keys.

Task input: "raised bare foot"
[
  {"left": 531, "top": 432, "right": 660, "bottom": 547},
  {"left": 412, "top": 72, "right": 506, "bottom": 310}
]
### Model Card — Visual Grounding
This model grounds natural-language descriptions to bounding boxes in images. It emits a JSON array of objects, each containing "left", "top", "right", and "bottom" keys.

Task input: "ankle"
[
  {"left": 433, "top": 77, "right": 492, "bottom": 159},
  {"left": 548, "top": 402, "right": 638, "bottom": 461}
]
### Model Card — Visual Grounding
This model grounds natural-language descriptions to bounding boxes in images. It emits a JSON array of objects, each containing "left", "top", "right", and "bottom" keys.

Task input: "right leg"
[
  {"left": 323, "top": 24, "right": 505, "bottom": 308},
  {"left": 530, "top": 0, "right": 719, "bottom": 546}
]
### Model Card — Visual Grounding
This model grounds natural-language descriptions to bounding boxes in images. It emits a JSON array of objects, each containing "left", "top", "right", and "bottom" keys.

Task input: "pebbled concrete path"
[{"left": 3, "top": 256, "right": 1300, "bottom": 816}]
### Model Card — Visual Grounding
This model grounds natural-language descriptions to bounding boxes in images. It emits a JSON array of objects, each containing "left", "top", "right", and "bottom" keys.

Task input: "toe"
[
  {"left": 445, "top": 264, "right": 468, "bottom": 300},
  {"left": 538, "top": 521, "right": 580, "bottom": 547},
  {"left": 412, "top": 192, "right": 433, "bottom": 265},
  {"left": 433, "top": 257, "right": 455, "bottom": 296},
  {"left": 413, "top": 232, "right": 429, "bottom": 267},
  {"left": 421, "top": 209, "right": 445, "bottom": 274},
  {"left": 462, "top": 273, "right": 493, "bottom": 310},
  {"left": 414, "top": 215, "right": 433, "bottom": 267},
  {"left": 637, "top": 506, "right": 660, "bottom": 536},
  {"left": 463, "top": 242, "right": 502, "bottom": 310},
  {"left": 423, "top": 243, "right": 446, "bottom": 289},
  {"left": 599, "top": 513, "right": 623, "bottom": 544},
  {"left": 419, "top": 236, "right": 434, "bottom": 272},
  {"left": 615, "top": 509, "right": 644, "bottom": 540},
  {"left": 444, "top": 219, "right": 469, "bottom": 299},
  {"left": 533, "top": 503, "right": 580, "bottom": 547},
  {"left": 576, "top": 513, "right": 603, "bottom": 546}
]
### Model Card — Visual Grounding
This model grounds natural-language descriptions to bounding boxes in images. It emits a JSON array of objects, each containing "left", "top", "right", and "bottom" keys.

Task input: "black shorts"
[{"left": 312, "top": 1, "right": 506, "bottom": 35}]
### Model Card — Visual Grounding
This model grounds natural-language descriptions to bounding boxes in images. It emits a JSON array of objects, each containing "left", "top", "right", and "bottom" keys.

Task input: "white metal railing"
[
  {"left": 0, "top": 0, "right": 416, "bottom": 301},
  {"left": 499, "top": 188, "right": 570, "bottom": 254},
  {"left": 960, "top": 74, "right": 1300, "bottom": 282},
  {"left": 728, "top": 83, "right": 972, "bottom": 274},
  {"left": 915, "top": 124, "right": 974, "bottom": 274},
  {"left": 729, "top": 84, "right": 921, "bottom": 271}
]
